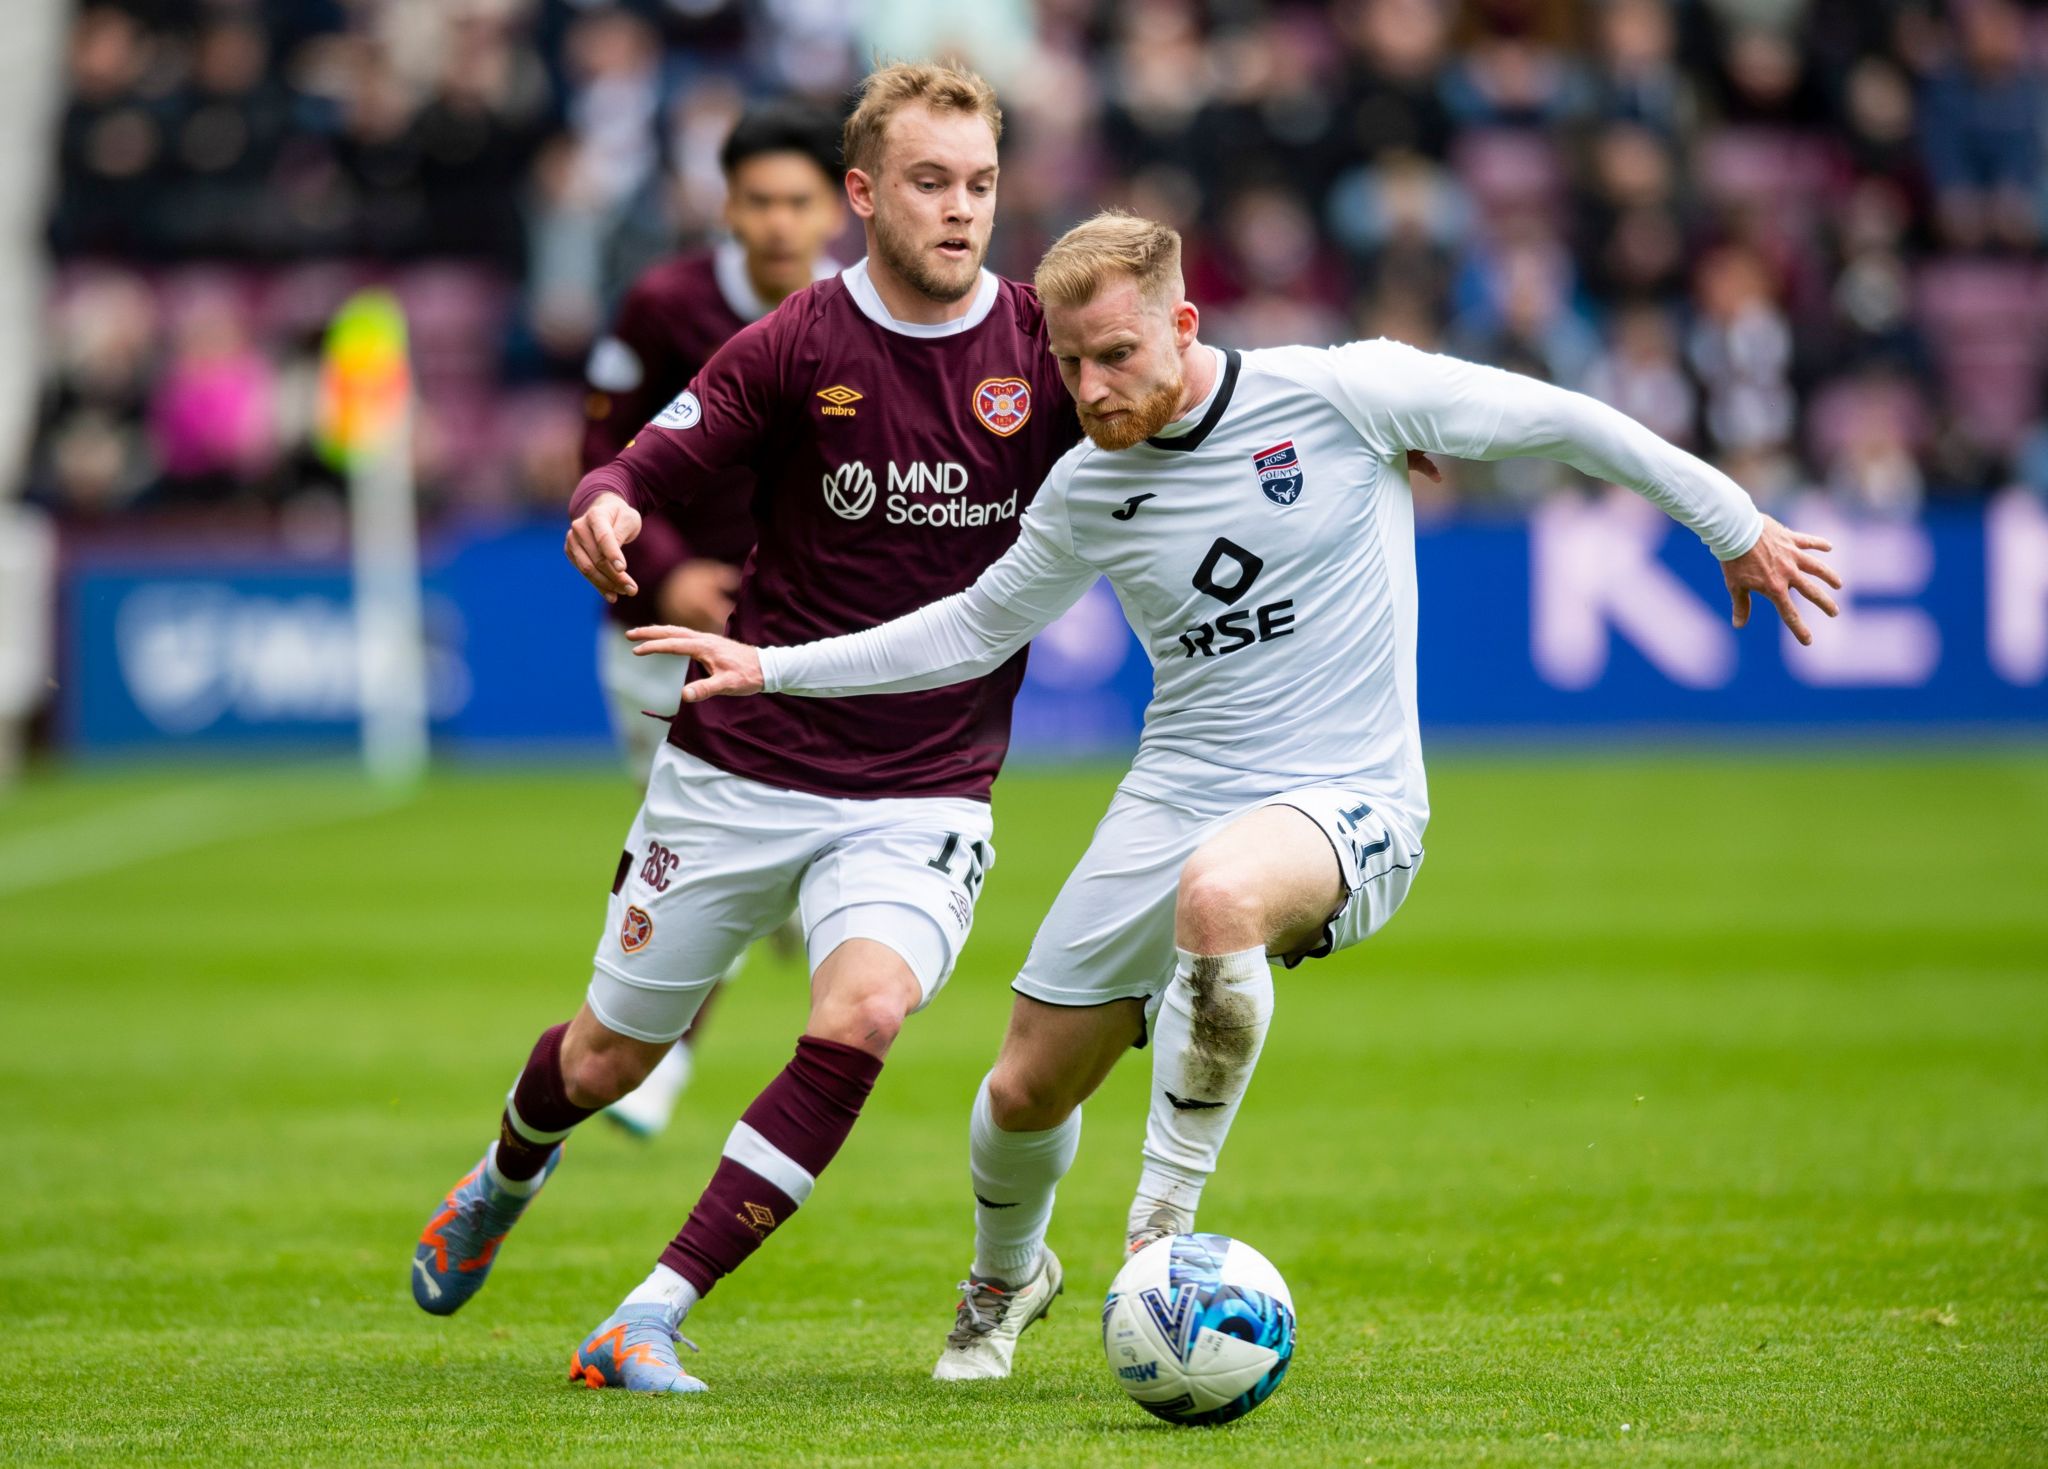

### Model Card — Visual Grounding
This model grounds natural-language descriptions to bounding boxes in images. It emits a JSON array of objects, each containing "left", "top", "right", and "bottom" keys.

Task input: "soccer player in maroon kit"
[
  {"left": 409, "top": 62, "right": 1080, "bottom": 1394},
  {"left": 583, "top": 103, "right": 844, "bottom": 1142}
]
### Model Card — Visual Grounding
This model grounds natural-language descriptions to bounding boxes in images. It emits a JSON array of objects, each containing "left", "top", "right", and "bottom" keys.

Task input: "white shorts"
[
  {"left": 588, "top": 744, "right": 996, "bottom": 1042},
  {"left": 597, "top": 624, "right": 685, "bottom": 781},
  {"left": 1012, "top": 784, "right": 1423, "bottom": 1010}
]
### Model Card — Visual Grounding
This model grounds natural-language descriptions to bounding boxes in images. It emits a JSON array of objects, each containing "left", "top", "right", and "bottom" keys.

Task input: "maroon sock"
[
  {"left": 659, "top": 1035, "right": 883, "bottom": 1297},
  {"left": 496, "top": 1023, "right": 597, "bottom": 1181}
]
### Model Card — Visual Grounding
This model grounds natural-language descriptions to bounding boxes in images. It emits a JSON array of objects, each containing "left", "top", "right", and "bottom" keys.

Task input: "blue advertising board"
[
  {"left": 64, "top": 521, "right": 611, "bottom": 752},
  {"left": 1419, "top": 493, "right": 2048, "bottom": 729},
  {"left": 61, "top": 495, "right": 2048, "bottom": 756}
]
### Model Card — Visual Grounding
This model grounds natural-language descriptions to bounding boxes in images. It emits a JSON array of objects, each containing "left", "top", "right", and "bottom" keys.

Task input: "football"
[{"left": 1101, "top": 1233, "right": 1297, "bottom": 1427}]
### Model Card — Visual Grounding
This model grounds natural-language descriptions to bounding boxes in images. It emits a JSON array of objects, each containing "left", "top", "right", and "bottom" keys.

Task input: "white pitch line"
[{"left": 0, "top": 777, "right": 407, "bottom": 898}]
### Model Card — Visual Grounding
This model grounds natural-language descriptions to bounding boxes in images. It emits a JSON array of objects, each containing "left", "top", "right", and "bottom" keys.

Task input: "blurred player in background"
[
  {"left": 581, "top": 101, "right": 844, "bottom": 1141},
  {"left": 584, "top": 101, "right": 844, "bottom": 778},
  {"left": 412, "top": 62, "right": 1082, "bottom": 1395},
  {"left": 634, "top": 210, "right": 1843, "bottom": 1381}
]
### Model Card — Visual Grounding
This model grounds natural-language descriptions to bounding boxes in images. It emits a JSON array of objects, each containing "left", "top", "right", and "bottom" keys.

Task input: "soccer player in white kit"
[{"left": 634, "top": 211, "right": 1844, "bottom": 1380}]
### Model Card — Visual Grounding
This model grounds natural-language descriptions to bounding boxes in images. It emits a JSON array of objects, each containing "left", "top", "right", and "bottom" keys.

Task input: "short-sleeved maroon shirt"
[
  {"left": 580, "top": 248, "right": 763, "bottom": 628},
  {"left": 572, "top": 263, "right": 1080, "bottom": 801}
]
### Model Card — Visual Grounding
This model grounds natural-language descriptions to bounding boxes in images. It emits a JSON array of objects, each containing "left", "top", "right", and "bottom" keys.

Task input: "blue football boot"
[
  {"left": 410, "top": 1146, "right": 560, "bottom": 1315},
  {"left": 569, "top": 1305, "right": 708, "bottom": 1393}
]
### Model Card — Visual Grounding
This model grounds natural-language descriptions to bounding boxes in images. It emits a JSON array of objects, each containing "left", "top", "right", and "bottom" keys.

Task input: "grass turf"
[{"left": 2, "top": 753, "right": 2044, "bottom": 1467}]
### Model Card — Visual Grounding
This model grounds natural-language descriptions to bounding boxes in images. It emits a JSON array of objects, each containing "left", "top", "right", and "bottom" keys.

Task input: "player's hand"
[
  {"left": 628, "top": 625, "right": 765, "bottom": 702},
  {"left": 566, "top": 492, "right": 643, "bottom": 602},
  {"left": 1720, "top": 514, "right": 1843, "bottom": 646},
  {"left": 658, "top": 559, "right": 742, "bottom": 632},
  {"left": 1406, "top": 451, "right": 1441, "bottom": 482}
]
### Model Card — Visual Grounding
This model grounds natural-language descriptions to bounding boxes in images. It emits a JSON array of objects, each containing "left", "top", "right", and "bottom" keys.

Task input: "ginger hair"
[{"left": 1033, "top": 209, "right": 1184, "bottom": 309}]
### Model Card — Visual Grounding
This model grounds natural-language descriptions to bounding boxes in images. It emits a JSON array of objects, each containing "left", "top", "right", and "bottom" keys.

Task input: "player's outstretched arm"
[
  {"left": 627, "top": 589, "right": 1028, "bottom": 702},
  {"left": 565, "top": 491, "right": 644, "bottom": 602},
  {"left": 631, "top": 580, "right": 1066, "bottom": 701},
  {"left": 1327, "top": 341, "right": 1844, "bottom": 643},
  {"left": 632, "top": 503, "right": 1101, "bottom": 700},
  {"left": 1488, "top": 383, "right": 1845, "bottom": 644}
]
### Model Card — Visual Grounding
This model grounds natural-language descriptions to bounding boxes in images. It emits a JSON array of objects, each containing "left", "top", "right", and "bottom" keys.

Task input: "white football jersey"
[{"left": 758, "top": 339, "right": 1762, "bottom": 836}]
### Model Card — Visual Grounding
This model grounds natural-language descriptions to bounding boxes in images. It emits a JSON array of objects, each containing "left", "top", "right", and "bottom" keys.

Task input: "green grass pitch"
[{"left": 3, "top": 752, "right": 2044, "bottom": 1466}]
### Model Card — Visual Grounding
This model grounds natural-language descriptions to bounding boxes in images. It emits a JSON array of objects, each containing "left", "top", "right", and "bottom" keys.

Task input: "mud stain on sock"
[{"left": 1181, "top": 955, "right": 1262, "bottom": 1099}]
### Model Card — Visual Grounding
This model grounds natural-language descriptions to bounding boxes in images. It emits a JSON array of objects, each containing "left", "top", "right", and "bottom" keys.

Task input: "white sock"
[
  {"left": 622, "top": 1262, "right": 700, "bottom": 1328},
  {"left": 485, "top": 1140, "right": 548, "bottom": 1198},
  {"left": 1127, "top": 1159, "right": 1207, "bottom": 1238},
  {"left": 969, "top": 1073, "right": 1081, "bottom": 1285},
  {"left": 1139, "top": 945, "right": 1273, "bottom": 1216}
]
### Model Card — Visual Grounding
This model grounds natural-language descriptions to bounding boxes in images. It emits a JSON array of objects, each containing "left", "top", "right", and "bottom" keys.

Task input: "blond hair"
[
  {"left": 1033, "top": 210, "right": 1184, "bottom": 309},
  {"left": 841, "top": 60, "right": 1003, "bottom": 177}
]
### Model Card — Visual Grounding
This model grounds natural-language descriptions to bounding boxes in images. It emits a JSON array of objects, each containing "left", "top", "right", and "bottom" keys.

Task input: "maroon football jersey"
[
  {"left": 581, "top": 247, "right": 763, "bottom": 629},
  {"left": 571, "top": 262, "right": 1081, "bottom": 801}
]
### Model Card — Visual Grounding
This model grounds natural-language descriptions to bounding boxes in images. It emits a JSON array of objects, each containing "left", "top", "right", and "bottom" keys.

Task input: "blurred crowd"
[{"left": 26, "top": 0, "right": 2048, "bottom": 538}]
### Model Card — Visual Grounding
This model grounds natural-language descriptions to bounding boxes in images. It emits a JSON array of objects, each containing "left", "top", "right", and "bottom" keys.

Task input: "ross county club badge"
[
  {"left": 1253, "top": 439, "right": 1303, "bottom": 505},
  {"left": 973, "top": 377, "right": 1032, "bottom": 436}
]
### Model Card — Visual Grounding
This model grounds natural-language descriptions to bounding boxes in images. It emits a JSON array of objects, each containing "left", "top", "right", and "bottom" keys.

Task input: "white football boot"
[{"left": 932, "top": 1248, "right": 1063, "bottom": 1381}]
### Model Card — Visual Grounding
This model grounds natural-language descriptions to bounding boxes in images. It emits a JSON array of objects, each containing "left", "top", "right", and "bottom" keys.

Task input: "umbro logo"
[
  {"left": 1112, "top": 493, "right": 1158, "bottom": 520},
  {"left": 1164, "top": 1090, "right": 1226, "bottom": 1111},
  {"left": 816, "top": 384, "right": 862, "bottom": 418}
]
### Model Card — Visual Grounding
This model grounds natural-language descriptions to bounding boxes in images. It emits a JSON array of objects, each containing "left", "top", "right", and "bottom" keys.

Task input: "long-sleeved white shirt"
[{"left": 757, "top": 340, "right": 1762, "bottom": 831}]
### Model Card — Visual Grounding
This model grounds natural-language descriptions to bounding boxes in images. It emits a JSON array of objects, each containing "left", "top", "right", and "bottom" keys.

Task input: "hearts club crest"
[{"left": 973, "top": 377, "right": 1032, "bottom": 437}]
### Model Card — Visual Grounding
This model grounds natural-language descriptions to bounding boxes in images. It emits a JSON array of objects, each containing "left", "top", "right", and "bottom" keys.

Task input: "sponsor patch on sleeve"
[{"left": 652, "top": 390, "right": 702, "bottom": 431}]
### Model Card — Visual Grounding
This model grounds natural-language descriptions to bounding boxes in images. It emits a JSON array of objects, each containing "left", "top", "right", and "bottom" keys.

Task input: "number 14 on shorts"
[{"left": 927, "top": 833, "right": 991, "bottom": 894}]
